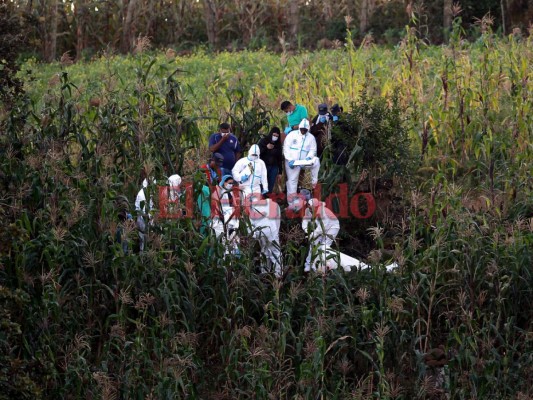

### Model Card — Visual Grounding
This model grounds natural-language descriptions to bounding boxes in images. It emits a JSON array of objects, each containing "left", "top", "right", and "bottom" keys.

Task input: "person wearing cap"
[
  {"left": 331, "top": 104, "right": 343, "bottom": 122},
  {"left": 200, "top": 153, "right": 224, "bottom": 186},
  {"left": 301, "top": 197, "right": 340, "bottom": 272},
  {"left": 208, "top": 122, "right": 242, "bottom": 175},
  {"left": 258, "top": 126, "right": 283, "bottom": 194},
  {"left": 211, "top": 175, "right": 241, "bottom": 256},
  {"left": 283, "top": 118, "right": 320, "bottom": 196},
  {"left": 310, "top": 103, "right": 332, "bottom": 159},
  {"left": 280, "top": 100, "right": 308, "bottom": 135},
  {"left": 232, "top": 144, "right": 268, "bottom": 197}
]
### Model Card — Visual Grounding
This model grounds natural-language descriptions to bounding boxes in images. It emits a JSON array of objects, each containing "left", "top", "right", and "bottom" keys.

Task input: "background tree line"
[{"left": 1, "top": 0, "right": 532, "bottom": 62}]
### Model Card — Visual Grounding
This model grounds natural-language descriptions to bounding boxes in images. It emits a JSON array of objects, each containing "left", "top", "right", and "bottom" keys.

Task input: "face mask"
[
  {"left": 319, "top": 116, "right": 327, "bottom": 123},
  {"left": 333, "top": 115, "right": 339, "bottom": 122},
  {"left": 224, "top": 183, "right": 233, "bottom": 190},
  {"left": 272, "top": 136, "right": 279, "bottom": 142},
  {"left": 248, "top": 155, "right": 258, "bottom": 161},
  {"left": 286, "top": 110, "right": 293, "bottom": 116}
]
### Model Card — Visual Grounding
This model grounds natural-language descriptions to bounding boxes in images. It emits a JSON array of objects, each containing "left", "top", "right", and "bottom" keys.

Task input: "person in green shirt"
[
  {"left": 280, "top": 100, "right": 308, "bottom": 135},
  {"left": 197, "top": 184, "right": 212, "bottom": 237}
]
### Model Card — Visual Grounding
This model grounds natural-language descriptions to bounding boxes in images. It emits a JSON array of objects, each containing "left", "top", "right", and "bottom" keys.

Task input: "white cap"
[
  {"left": 299, "top": 118, "right": 310, "bottom": 130},
  {"left": 168, "top": 174, "right": 182, "bottom": 187}
]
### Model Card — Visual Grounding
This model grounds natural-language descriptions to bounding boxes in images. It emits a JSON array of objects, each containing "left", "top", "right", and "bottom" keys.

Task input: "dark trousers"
[{"left": 266, "top": 165, "right": 279, "bottom": 193}]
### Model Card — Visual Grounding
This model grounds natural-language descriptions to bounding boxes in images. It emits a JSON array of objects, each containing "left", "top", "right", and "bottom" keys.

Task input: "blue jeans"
[{"left": 266, "top": 165, "right": 279, "bottom": 193}]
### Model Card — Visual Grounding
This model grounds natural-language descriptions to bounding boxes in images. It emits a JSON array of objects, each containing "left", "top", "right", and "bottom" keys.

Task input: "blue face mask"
[
  {"left": 332, "top": 115, "right": 339, "bottom": 122},
  {"left": 319, "top": 116, "right": 327, "bottom": 123}
]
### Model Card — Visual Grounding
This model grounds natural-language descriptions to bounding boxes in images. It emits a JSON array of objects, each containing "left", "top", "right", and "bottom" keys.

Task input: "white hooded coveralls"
[
  {"left": 135, "top": 178, "right": 155, "bottom": 252},
  {"left": 232, "top": 144, "right": 268, "bottom": 197},
  {"left": 302, "top": 199, "right": 340, "bottom": 272},
  {"left": 283, "top": 119, "right": 320, "bottom": 195},
  {"left": 247, "top": 197, "right": 283, "bottom": 277},
  {"left": 211, "top": 176, "right": 241, "bottom": 256}
]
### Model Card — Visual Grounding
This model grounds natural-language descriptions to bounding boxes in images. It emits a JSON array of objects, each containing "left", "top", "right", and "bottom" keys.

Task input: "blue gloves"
[
  {"left": 241, "top": 174, "right": 249, "bottom": 182},
  {"left": 284, "top": 126, "right": 292, "bottom": 134},
  {"left": 305, "top": 157, "right": 312, "bottom": 161},
  {"left": 288, "top": 160, "right": 295, "bottom": 169}
]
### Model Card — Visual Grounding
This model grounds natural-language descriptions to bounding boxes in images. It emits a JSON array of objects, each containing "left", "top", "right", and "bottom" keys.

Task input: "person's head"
[
  {"left": 220, "top": 175, "right": 235, "bottom": 190},
  {"left": 331, "top": 104, "right": 343, "bottom": 116},
  {"left": 219, "top": 122, "right": 231, "bottom": 136},
  {"left": 247, "top": 144, "right": 260, "bottom": 161},
  {"left": 299, "top": 118, "right": 310, "bottom": 134},
  {"left": 168, "top": 174, "right": 182, "bottom": 199},
  {"left": 317, "top": 103, "right": 329, "bottom": 123},
  {"left": 168, "top": 174, "right": 182, "bottom": 187},
  {"left": 280, "top": 101, "right": 295, "bottom": 115},
  {"left": 269, "top": 126, "right": 281, "bottom": 142},
  {"left": 210, "top": 152, "right": 224, "bottom": 168}
]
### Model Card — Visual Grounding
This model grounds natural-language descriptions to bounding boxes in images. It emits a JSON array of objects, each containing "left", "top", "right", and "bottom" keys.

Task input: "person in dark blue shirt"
[{"left": 208, "top": 122, "right": 242, "bottom": 176}]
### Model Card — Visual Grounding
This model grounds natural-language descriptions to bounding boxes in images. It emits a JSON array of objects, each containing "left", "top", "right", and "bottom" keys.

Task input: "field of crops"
[{"left": 1, "top": 25, "right": 532, "bottom": 399}]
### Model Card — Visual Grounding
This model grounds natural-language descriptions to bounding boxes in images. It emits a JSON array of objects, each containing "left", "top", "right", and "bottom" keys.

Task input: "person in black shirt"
[
  {"left": 310, "top": 103, "right": 332, "bottom": 159},
  {"left": 330, "top": 104, "right": 349, "bottom": 166},
  {"left": 258, "top": 127, "right": 283, "bottom": 194}
]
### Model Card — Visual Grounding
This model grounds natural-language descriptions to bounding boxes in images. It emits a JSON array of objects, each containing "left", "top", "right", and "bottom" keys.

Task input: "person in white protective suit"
[
  {"left": 211, "top": 175, "right": 241, "bottom": 256},
  {"left": 283, "top": 118, "right": 321, "bottom": 196},
  {"left": 246, "top": 195, "right": 283, "bottom": 277},
  {"left": 232, "top": 144, "right": 268, "bottom": 198},
  {"left": 301, "top": 197, "right": 340, "bottom": 272},
  {"left": 167, "top": 174, "right": 182, "bottom": 202},
  {"left": 135, "top": 177, "right": 155, "bottom": 252}
]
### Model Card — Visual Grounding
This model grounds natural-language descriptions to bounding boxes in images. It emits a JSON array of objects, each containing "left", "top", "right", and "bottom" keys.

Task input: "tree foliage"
[{"left": 5, "top": 0, "right": 532, "bottom": 61}]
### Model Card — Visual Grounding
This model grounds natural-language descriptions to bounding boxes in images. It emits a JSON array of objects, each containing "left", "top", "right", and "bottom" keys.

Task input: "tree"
[
  {"left": 443, "top": 0, "right": 453, "bottom": 32},
  {"left": 121, "top": 0, "right": 139, "bottom": 53},
  {"left": 202, "top": 0, "right": 221, "bottom": 48},
  {"left": 359, "top": 0, "right": 377, "bottom": 34},
  {"left": 43, "top": 0, "right": 59, "bottom": 61}
]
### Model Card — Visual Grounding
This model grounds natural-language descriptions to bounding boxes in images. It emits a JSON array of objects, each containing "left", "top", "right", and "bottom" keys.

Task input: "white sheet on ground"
[{"left": 311, "top": 246, "right": 399, "bottom": 273}]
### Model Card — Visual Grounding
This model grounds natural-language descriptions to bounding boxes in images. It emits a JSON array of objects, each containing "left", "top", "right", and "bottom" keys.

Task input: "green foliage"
[
  {"left": 1, "top": 36, "right": 532, "bottom": 399},
  {"left": 336, "top": 90, "right": 415, "bottom": 184}
]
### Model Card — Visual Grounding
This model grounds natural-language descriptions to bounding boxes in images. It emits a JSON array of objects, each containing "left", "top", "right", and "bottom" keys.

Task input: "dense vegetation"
[
  {"left": 1, "top": 20, "right": 532, "bottom": 400},
  {"left": 4, "top": 0, "right": 533, "bottom": 61}
]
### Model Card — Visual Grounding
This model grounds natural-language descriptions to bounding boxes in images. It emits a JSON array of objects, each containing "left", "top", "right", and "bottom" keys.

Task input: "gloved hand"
[
  {"left": 305, "top": 157, "right": 312, "bottom": 161},
  {"left": 284, "top": 126, "right": 292, "bottom": 134},
  {"left": 240, "top": 174, "right": 249, "bottom": 182},
  {"left": 288, "top": 160, "right": 295, "bottom": 169}
]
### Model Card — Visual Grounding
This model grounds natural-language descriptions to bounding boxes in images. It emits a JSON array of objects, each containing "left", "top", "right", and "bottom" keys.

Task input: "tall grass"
[{"left": 1, "top": 24, "right": 532, "bottom": 399}]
